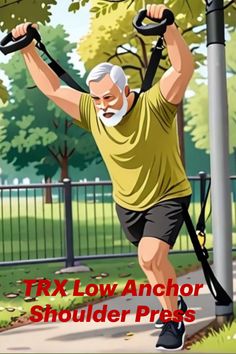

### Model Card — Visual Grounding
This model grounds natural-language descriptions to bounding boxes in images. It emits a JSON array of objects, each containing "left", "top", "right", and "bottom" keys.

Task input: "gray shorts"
[{"left": 115, "top": 195, "right": 191, "bottom": 248}]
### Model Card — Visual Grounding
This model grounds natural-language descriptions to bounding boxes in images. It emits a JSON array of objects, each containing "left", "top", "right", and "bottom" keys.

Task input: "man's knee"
[
  {"left": 138, "top": 237, "right": 169, "bottom": 271},
  {"left": 138, "top": 254, "right": 153, "bottom": 271}
]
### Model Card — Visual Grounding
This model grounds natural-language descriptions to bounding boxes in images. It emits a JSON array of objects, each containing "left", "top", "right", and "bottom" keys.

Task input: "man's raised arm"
[
  {"left": 12, "top": 23, "right": 82, "bottom": 120},
  {"left": 147, "top": 4, "right": 194, "bottom": 105}
]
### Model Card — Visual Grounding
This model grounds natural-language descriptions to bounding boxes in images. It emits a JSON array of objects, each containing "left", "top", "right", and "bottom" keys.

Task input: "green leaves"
[
  {"left": 90, "top": 0, "right": 120, "bottom": 18},
  {"left": 27, "top": 127, "right": 57, "bottom": 148},
  {"left": 185, "top": 38, "right": 236, "bottom": 157},
  {"left": 227, "top": 75, "right": 236, "bottom": 154},
  {"left": 78, "top": 1, "right": 149, "bottom": 89},
  {"left": 226, "top": 31, "right": 236, "bottom": 75},
  {"left": 0, "top": 0, "right": 57, "bottom": 31},
  {"left": 78, "top": 0, "right": 217, "bottom": 91},
  {"left": 90, "top": 6, "right": 100, "bottom": 13},
  {"left": 68, "top": 0, "right": 89, "bottom": 13},
  {"left": 79, "top": 0, "right": 236, "bottom": 88},
  {"left": 185, "top": 78, "right": 210, "bottom": 152},
  {"left": 0, "top": 23, "right": 100, "bottom": 179},
  {"left": 68, "top": 1, "right": 81, "bottom": 13},
  {"left": 0, "top": 80, "right": 9, "bottom": 104},
  {"left": 15, "top": 115, "right": 34, "bottom": 130},
  {"left": 2, "top": 115, "right": 57, "bottom": 154},
  {"left": 224, "top": 1, "right": 236, "bottom": 29}
]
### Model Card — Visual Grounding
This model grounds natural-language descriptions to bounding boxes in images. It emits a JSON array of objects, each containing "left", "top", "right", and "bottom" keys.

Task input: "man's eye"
[{"left": 104, "top": 96, "right": 112, "bottom": 100}]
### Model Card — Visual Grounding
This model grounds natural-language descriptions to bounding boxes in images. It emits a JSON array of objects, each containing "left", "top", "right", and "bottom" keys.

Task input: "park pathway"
[{"left": 0, "top": 262, "right": 235, "bottom": 353}]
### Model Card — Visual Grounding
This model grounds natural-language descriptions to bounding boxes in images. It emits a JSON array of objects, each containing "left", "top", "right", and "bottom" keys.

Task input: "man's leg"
[{"left": 138, "top": 236, "right": 178, "bottom": 314}]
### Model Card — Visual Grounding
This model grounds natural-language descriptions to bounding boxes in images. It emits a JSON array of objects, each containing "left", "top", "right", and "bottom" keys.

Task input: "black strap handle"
[
  {"left": 133, "top": 9, "right": 174, "bottom": 36},
  {"left": 0, "top": 25, "right": 87, "bottom": 92},
  {"left": 0, "top": 25, "right": 40, "bottom": 55}
]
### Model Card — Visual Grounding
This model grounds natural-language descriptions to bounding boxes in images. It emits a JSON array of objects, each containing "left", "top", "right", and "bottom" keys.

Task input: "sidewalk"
[{"left": 0, "top": 262, "right": 235, "bottom": 353}]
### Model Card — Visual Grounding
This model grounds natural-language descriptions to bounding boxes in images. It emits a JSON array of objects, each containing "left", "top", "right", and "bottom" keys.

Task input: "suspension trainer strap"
[
  {"left": 182, "top": 204, "right": 232, "bottom": 306},
  {"left": 35, "top": 41, "right": 87, "bottom": 92},
  {"left": 196, "top": 179, "right": 211, "bottom": 233},
  {"left": 0, "top": 26, "right": 87, "bottom": 93},
  {"left": 140, "top": 37, "right": 164, "bottom": 93}
]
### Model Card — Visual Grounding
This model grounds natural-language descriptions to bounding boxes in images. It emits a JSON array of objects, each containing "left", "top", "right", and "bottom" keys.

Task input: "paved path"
[{"left": 0, "top": 263, "right": 235, "bottom": 353}]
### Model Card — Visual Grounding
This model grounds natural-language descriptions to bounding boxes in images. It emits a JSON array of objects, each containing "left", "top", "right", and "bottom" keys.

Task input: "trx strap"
[
  {"left": 133, "top": 9, "right": 174, "bottom": 93},
  {"left": 133, "top": 9, "right": 232, "bottom": 307},
  {"left": 140, "top": 36, "right": 164, "bottom": 93},
  {"left": 35, "top": 40, "right": 87, "bottom": 92},
  {"left": 0, "top": 26, "right": 87, "bottom": 92},
  {"left": 182, "top": 202, "right": 232, "bottom": 306}
]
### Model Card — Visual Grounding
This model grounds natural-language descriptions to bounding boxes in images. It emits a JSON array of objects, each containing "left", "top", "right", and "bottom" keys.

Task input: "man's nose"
[{"left": 100, "top": 100, "right": 109, "bottom": 110}]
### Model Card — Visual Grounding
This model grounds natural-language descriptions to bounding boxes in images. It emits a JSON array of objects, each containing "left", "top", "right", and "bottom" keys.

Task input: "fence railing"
[{"left": 0, "top": 173, "right": 235, "bottom": 266}]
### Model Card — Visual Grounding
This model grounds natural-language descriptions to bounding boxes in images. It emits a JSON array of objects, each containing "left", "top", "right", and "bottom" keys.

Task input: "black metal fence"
[{"left": 0, "top": 173, "right": 235, "bottom": 266}]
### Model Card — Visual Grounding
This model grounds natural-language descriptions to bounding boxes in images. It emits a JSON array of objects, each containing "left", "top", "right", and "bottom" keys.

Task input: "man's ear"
[{"left": 124, "top": 85, "right": 130, "bottom": 97}]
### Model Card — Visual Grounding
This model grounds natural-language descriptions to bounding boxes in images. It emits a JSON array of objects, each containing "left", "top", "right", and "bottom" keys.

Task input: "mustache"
[{"left": 98, "top": 108, "right": 119, "bottom": 114}]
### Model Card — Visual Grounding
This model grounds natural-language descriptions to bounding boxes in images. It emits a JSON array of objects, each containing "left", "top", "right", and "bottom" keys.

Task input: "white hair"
[{"left": 86, "top": 62, "right": 127, "bottom": 91}]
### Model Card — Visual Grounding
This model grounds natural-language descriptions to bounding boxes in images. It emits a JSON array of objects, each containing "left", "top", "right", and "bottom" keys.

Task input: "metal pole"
[
  {"left": 206, "top": 0, "right": 233, "bottom": 322},
  {"left": 63, "top": 178, "right": 74, "bottom": 267}
]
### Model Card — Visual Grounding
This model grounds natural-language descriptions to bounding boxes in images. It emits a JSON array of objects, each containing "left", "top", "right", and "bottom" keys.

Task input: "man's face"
[{"left": 89, "top": 74, "right": 128, "bottom": 127}]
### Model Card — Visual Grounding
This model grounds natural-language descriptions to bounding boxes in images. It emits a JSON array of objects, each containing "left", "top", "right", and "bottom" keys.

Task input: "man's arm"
[
  {"left": 12, "top": 23, "right": 82, "bottom": 120},
  {"left": 147, "top": 4, "right": 194, "bottom": 105}
]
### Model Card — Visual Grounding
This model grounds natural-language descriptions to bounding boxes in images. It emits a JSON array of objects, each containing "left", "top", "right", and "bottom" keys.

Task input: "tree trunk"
[
  {"left": 60, "top": 157, "right": 69, "bottom": 181},
  {"left": 44, "top": 176, "right": 53, "bottom": 204},
  {"left": 177, "top": 100, "right": 185, "bottom": 167}
]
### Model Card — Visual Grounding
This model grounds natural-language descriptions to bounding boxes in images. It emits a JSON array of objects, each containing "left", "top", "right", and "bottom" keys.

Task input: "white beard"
[{"left": 97, "top": 93, "right": 128, "bottom": 127}]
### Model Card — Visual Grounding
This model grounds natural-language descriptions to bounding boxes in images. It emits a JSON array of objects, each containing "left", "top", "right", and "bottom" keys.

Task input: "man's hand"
[
  {"left": 12, "top": 22, "right": 38, "bottom": 53},
  {"left": 12, "top": 22, "right": 38, "bottom": 39},
  {"left": 146, "top": 3, "right": 168, "bottom": 21}
]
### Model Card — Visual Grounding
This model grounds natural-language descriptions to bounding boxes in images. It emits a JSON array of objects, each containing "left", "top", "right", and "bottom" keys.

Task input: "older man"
[{"left": 13, "top": 3, "right": 194, "bottom": 350}]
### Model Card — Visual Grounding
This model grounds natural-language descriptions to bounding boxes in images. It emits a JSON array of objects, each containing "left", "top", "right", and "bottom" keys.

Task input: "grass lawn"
[
  {"left": 1, "top": 197, "right": 235, "bottom": 261},
  {"left": 189, "top": 303, "right": 236, "bottom": 353},
  {"left": 0, "top": 252, "right": 204, "bottom": 328}
]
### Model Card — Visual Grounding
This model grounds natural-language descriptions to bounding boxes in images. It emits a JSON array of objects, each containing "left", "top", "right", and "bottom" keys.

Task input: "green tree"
[
  {"left": 0, "top": 0, "right": 57, "bottom": 31},
  {"left": 0, "top": 24, "right": 101, "bottom": 187},
  {"left": 77, "top": 0, "right": 236, "bottom": 165},
  {"left": 0, "top": 80, "right": 8, "bottom": 103},
  {"left": 0, "top": 0, "right": 58, "bottom": 102},
  {"left": 185, "top": 31, "right": 236, "bottom": 164}
]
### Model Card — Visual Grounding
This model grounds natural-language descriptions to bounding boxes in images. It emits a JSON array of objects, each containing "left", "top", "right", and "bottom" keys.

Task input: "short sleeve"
[
  {"left": 72, "top": 93, "right": 94, "bottom": 131},
  {"left": 144, "top": 81, "right": 178, "bottom": 127}
]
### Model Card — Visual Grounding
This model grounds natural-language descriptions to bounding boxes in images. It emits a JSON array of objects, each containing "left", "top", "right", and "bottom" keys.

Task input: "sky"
[{"left": 49, "top": 0, "right": 90, "bottom": 75}]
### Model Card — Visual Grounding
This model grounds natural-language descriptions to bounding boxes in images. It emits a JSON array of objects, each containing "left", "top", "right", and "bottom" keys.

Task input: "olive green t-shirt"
[{"left": 73, "top": 82, "right": 192, "bottom": 211}]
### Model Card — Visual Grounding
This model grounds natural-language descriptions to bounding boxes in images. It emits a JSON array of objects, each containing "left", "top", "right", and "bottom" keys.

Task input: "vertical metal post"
[
  {"left": 206, "top": 0, "right": 233, "bottom": 321},
  {"left": 63, "top": 178, "right": 74, "bottom": 267}
]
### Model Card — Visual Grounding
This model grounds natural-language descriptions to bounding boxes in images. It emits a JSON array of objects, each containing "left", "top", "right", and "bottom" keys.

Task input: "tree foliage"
[
  {"left": 0, "top": 0, "right": 58, "bottom": 103},
  {"left": 0, "top": 79, "right": 8, "bottom": 103},
  {"left": 68, "top": 0, "right": 89, "bottom": 13},
  {"left": 0, "top": 24, "right": 101, "bottom": 181},
  {"left": 78, "top": 0, "right": 235, "bottom": 90},
  {"left": 185, "top": 31, "right": 236, "bottom": 155},
  {"left": 0, "top": 0, "right": 57, "bottom": 31}
]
